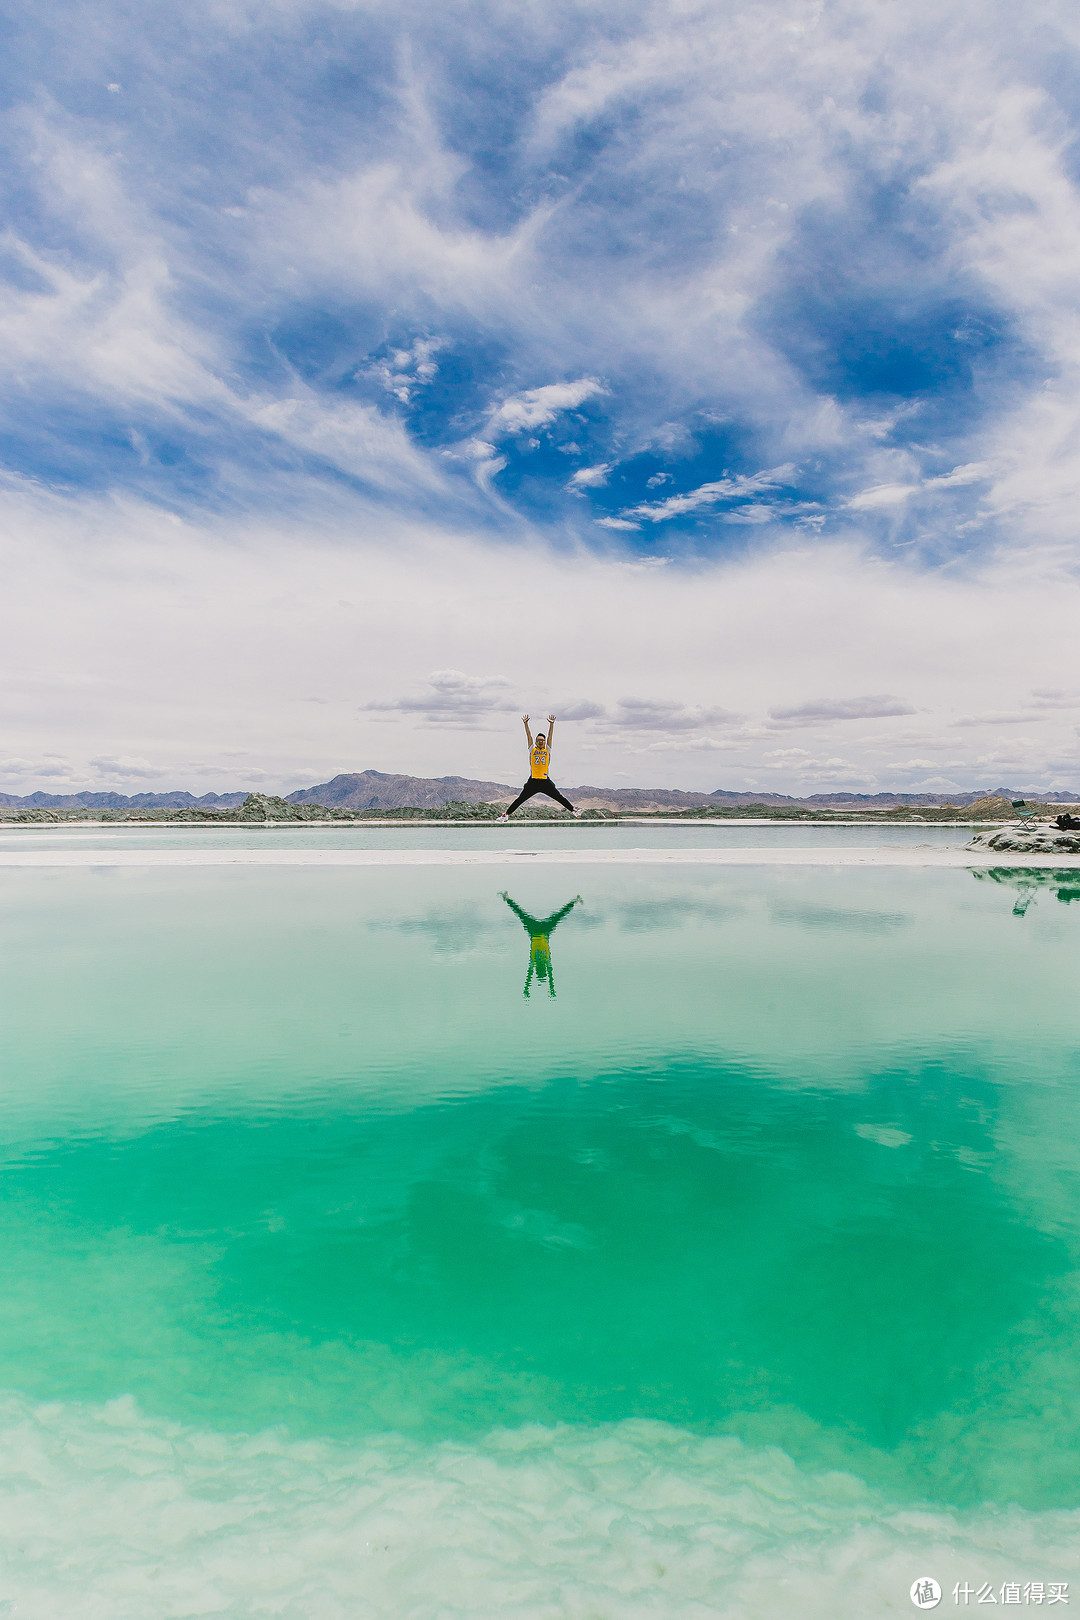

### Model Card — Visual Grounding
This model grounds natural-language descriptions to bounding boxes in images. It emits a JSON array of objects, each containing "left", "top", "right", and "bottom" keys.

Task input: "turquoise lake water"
[
  {"left": 0, "top": 820, "right": 975, "bottom": 852},
  {"left": 2, "top": 860, "right": 1079, "bottom": 1616}
]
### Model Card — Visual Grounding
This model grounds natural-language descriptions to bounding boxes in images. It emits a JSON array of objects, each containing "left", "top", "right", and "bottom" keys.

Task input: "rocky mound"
[
  {"left": 236, "top": 793, "right": 332, "bottom": 821},
  {"left": 960, "top": 795, "right": 1016, "bottom": 819},
  {"left": 971, "top": 827, "right": 1080, "bottom": 854}
]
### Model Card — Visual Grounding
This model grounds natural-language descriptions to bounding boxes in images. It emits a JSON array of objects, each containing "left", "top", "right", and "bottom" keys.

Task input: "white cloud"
[
  {"left": 600, "top": 699, "right": 742, "bottom": 733},
  {"left": 451, "top": 438, "right": 508, "bottom": 492},
  {"left": 769, "top": 696, "right": 918, "bottom": 726},
  {"left": 486, "top": 379, "right": 606, "bottom": 438},
  {"left": 4, "top": 484, "right": 1080, "bottom": 795},
  {"left": 556, "top": 700, "right": 606, "bottom": 721},
  {"left": 567, "top": 463, "right": 611, "bottom": 490},
  {"left": 847, "top": 484, "right": 920, "bottom": 511},
  {"left": 625, "top": 467, "right": 796, "bottom": 524},
  {"left": 761, "top": 751, "right": 858, "bottom": 777},
  {"left": 926, "top": 463, "right": 994, "bottom": 490},
  {"left": 848, "top": 464, "right": 995, "bottom": 512},
  {"left": 248, "top": 393, "right": 446, "bottom": 493},
  {"left": 1028, "top": 689, "right": 1080, "bottom": 710},
  {"left": 0, "top": 753, "right": 82, "bottom": 785},
  {"left": 636, "top": 735, "right": 745, "bottom": 753},
  {"left": 5, "top": 0, "right": 1080, "bottom": 577},
  {"left": 366, "top": 669, "right": 516, "bottom": 726},
  {"left": 4, "top": 0, "right": 1080, "bottom": 593},
  {"left": 364, "top": 336, "right": 447, "bottom": 405},
  {"left": 950, "top": 712, "right": 1032, "bottom": 727},
  {"left": 723, "top": 504, "right": 778, "bottom": 525},
  {"left": 87, "top": 755, "right": 165, "bottom": 779},
  {"left": 0, "top": 114, "right": 228, "bottom": 412}
]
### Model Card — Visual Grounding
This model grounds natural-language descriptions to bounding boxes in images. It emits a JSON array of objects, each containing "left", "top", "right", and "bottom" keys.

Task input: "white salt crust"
[
  {"left": 0, "top": 846, "right": 1075, "bottom": 868},
  {"left": 0, "top": 1395, "right": 1077, "bottom": 1619}
]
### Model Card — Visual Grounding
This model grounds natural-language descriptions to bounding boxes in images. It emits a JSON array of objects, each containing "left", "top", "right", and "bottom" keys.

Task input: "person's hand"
[
  {"left": 522, "top": 713, "right": 530, "bottom": 723},
  {"left": 547, "top": 713, "right": 556, "bottom": 725}
]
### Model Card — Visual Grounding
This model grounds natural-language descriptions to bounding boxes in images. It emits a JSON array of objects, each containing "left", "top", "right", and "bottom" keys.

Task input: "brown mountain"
[
  {"left": 286, "top": 770, "right": 514, "bottom": 810},
  {"left": 571, "top": 785, "right": 716, "bottom": 810}
]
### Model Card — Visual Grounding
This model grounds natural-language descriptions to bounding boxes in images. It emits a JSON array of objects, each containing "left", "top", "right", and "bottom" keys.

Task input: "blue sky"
[{"left": 3, "top": 0, "right": 1080, "bottom": 794}]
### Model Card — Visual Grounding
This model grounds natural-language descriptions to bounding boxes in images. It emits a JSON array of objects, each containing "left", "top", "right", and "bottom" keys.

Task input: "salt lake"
[{"left": 1, "top": 845, "right": 1078, "bottom": 1616}]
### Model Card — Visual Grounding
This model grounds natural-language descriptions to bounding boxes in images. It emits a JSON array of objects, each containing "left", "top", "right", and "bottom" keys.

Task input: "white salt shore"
[
  {"left": 0, "top": 845, "right": 1076, "bottom": 868},
  {"left": 3, "top": 1393, "right": 1077, "bottom": 1620}
]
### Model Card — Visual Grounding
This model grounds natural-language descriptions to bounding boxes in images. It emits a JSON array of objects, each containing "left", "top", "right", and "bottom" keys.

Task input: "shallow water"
[
  {"left": 0, "top": 819, "right": 975, "bottom": 852},
  {"left": 1, "top": 861, "right": 1078, "bottom": 1616}
]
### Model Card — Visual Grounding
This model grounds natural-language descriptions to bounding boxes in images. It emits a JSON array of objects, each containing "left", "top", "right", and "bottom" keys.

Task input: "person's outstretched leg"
[
  {"left": 536, "top": 780, "right": 575, "bottom": 813},
  {"left": 503, "top": 779, "right": 544, "bottom": 816}
]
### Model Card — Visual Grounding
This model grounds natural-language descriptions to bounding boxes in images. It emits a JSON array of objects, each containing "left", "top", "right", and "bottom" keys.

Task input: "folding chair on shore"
[{"left": 1011, "top": 800, "right": 1038, "bottom": 827}]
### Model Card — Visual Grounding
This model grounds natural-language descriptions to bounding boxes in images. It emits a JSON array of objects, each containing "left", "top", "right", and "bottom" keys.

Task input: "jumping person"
[{"left": 498, "top": 714, "right": 577, "bottom": 819}]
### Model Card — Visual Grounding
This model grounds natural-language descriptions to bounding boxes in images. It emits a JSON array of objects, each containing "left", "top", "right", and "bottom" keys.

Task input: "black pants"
[{"left": 505, "top": 777, "right": 575, "bottom": 815}]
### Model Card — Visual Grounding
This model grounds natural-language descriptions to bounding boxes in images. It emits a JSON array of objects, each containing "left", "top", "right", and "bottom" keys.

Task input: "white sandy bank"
[{"left": 0, "top": 1393, "right": 1076, "bottom": 1620}]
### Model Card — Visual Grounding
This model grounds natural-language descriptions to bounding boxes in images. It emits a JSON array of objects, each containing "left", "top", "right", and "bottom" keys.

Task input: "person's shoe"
[
  {"left": 497, "top": 812, "right": 509, "bottom": 822},
  {"left": 572, "top": 808, "right": 583, "bottom": 818}
]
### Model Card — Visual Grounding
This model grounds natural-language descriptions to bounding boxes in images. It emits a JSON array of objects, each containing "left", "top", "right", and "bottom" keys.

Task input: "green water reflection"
[
  {"left": 1, "top": 863, "right": 1079, "bottom": 1512},
  {"left": 973, "top": 865, "right": 1080, "bottom": 915},
  {"left": 500, "top": 891, "right": 581, "bottom": 996}
]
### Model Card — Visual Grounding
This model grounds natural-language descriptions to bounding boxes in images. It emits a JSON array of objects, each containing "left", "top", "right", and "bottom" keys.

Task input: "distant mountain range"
[
  {"left": 0, "top": 788, "right": 251, "bottom": 810},
  {"left": 287, "top": 771, "right": 515, "bottom": 810},
  {"left": 2, "top": 770, "right": 1078, "bottom": 812}
]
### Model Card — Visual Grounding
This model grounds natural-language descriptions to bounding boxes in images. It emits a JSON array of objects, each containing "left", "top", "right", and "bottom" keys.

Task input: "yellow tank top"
[{"left": 530, "top": 744, "right": 550, "bottom": 779}]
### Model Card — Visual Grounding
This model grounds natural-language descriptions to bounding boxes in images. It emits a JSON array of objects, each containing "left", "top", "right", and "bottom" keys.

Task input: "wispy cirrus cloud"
[
  {"left": 623, "top": 468, "right": 797, "bottom": 525},
  {"left": 365, "top": 670, "right": 516, "bottom": 726},
  {"left": 847, "top": 463, "right": 995, "bottom": 512},
  {"left": 598, "top": 699, "right": 743, "bottom": 732},
  {"left": 950, "top": 712, "right": 1032, "bottom": 728},
  {"left": 87, "top": 754, "right": 166, "bottom": 779},
  {"left": 1027, "top": 690, "right": 1080, "bottom": 711},
  {"left": 769, "top": 696, "right": 918, "bottom": 727},
  {"left": 554, "top": 699, "right": 606, "bottom": 722},
  {"left": 2, "top": 0, "right": 1079, "bottom": 561}
]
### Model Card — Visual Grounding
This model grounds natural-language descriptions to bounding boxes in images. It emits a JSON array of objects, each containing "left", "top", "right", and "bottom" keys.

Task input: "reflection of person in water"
[{"left": 500, "top": 892, "right": 581, "bottom": 998}]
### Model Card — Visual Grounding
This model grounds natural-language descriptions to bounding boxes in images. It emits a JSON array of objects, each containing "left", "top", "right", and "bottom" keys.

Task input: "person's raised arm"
[
  {"left": 500, "top": 891, "right": 536, "bottom": 930},
  {"left": 522, "top": 714, "right": 533, "bottom": 750},
  {"left": 540, "top": 895, "right": 580, "bottom": 932},
  {"left": 546, "top": 714, "right": 556, "bottom": 754}
]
